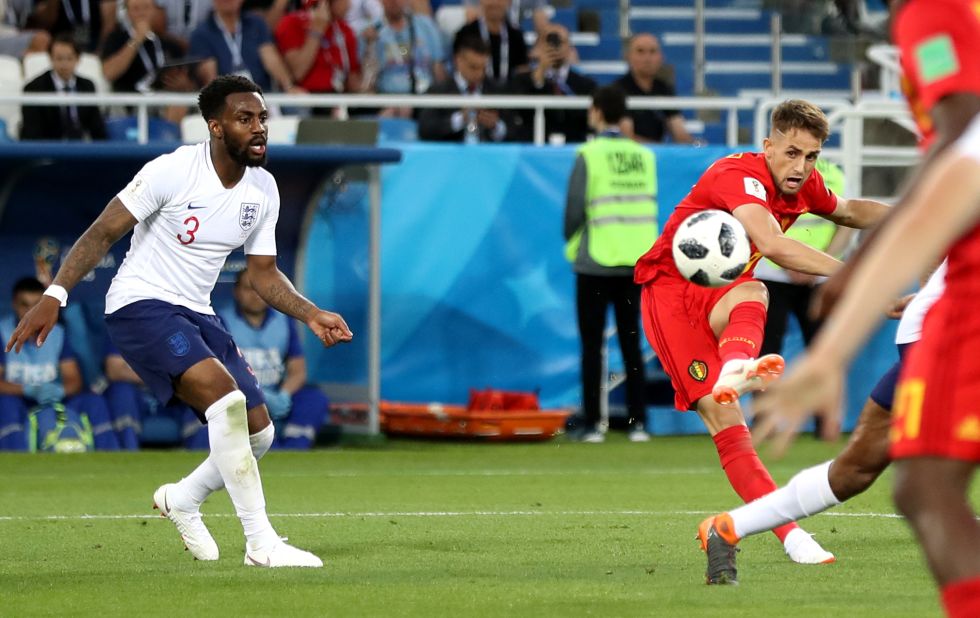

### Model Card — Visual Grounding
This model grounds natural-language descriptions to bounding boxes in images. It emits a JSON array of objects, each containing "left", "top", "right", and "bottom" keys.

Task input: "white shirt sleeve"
[
  {"left": 954, "top": 114, "right": 980, "bottom": 162},
  {"left": 244, "top": 180, "right": 280, "bottom": 256},
  {"left": 116, "top": 156, "right": 175, "bottom": 222}
]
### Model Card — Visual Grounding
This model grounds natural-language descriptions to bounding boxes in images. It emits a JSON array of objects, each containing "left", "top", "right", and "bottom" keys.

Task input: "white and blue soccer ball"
[{"left": 671, "top": 210, "right": 751, "bottom": 288}]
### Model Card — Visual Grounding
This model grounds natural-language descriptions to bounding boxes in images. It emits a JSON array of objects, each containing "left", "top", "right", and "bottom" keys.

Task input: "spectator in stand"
[
  {"left": 461, "top": 0, "right": 577, "bottom": 66},
  {"left": 152, "top": 0, "right": 213, "bottom": 53},
  {"left": 103, "top": 0, "right": 195, "bottom": 122},
  {"left": 21, "top": 33, "right": 107, "bottom": 141},
  {"left": 418, "top": 33, "right": 517, "bottom": 143},
  {"left": 463, "top": 0, "right": 546, "bottom": 37},
  {"left": 0, "top": 277, "right": 118, "bottom": 451},
  {"left": 614, "top": 33, "right": 695, "bottom": 144},
  {"left": 275, "top": 0, "right": 361, "bottom": 101},
  {"left": 102, "top": 0, "right": 186, "bottom": 93},
  {"left": 31, "top": 0, "right": 115, "bottom": 53},
  {"left": 190, "top": 0, "right": 302, "bottom": 94},
  {"left": 509, "top": 24, "right": 595, "bottom": 144},
  {"left": 454, "top": 0, "right": 527, "bottom": 86},
  {"left": 363, "top": 0, "right": 446, "bottom": 116},
  {"left": 0, "top": 0, "right": 52, "bottom": 58}
]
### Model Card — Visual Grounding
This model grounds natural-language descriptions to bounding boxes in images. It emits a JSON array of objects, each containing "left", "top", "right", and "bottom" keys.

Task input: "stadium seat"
[
  {"left": 76, "top": 53, "right": 109, "bottom": 95},
  {"left": 0, "top": 54, "right": 23, "bottom": 139},
  {"left": 22, "top": 52, "right": 51, "bottom": 81},
  {"left": 180, "top": 115, "right": 209, "bottom": 143},
  {"left": 105, "top": 116, "right": 181, "bottom": 142},
  {"left": 267, "top": 115, "right": 300, "bottom": 144},
  {"left": 435, "top": 5, "right": 467, "bottom": 39},
  {"left": 378, "top": 117, "right": 418, "bottom": 142}
]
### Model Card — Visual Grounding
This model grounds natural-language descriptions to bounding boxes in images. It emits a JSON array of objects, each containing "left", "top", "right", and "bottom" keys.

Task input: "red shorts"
[
  {"left": 640, "top": 274, "right": 736, "bottom": 411},
  {"left": 890, "top": 295, "right": 980, "bottom": 462}
]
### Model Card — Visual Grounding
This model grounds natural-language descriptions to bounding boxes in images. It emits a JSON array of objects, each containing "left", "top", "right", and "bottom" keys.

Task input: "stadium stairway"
[{"left": 564, "top": 0, "right": 852, "bottom": 143}]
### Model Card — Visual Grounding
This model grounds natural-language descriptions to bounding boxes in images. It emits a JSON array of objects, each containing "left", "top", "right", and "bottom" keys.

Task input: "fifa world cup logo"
[{"left": 33, "top": 236, "right": 61, "bottom": 286}]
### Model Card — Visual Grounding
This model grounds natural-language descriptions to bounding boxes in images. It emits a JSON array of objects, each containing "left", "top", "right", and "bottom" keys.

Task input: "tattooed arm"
[
  {"left": 6, "top": 198, "right": 137, "bottom": 352},
  {"left": 246, "top": 254, "right": 353, "bottom": 347}
]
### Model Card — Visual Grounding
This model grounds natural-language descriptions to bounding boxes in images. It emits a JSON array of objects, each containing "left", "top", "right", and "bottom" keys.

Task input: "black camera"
[{"left": 545, "top": 32, "right": 562, "bottom": 48}]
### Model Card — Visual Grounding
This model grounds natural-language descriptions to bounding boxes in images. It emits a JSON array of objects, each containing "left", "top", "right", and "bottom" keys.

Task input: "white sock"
[
  {"left": 202, "top": 391, "right": 278, "bottom": 549},
  {"left": 172, "top": 423, "right": 276, "bottom": 511},
  {"left": 730, "top": 460, "right": 842, "bottom": 539}
]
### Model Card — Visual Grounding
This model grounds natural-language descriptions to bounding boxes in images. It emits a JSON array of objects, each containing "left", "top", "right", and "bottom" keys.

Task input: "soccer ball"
[{"left": 671, "top": 210, "right": 750, "bottom": 287}]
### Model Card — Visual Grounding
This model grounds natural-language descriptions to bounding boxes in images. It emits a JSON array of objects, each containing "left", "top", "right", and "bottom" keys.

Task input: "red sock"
[
  {"left": 718, "top": 301, "right": 767, "bottom": 364},
  {"left": 942, "top": 577, "right": 980, "bottom": 618},
  {"left": 713, "top": 425, "right": 799, "bottom": 543}
]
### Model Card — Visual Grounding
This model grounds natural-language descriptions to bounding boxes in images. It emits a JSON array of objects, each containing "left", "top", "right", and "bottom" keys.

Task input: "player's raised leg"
[
  {"left": 700, "top": 404, "right": 884, "bottom": 568},
  {"left": 699, "top": 347, "right": 899, "bottom": 570},
  {"left": 708, "top": 281, "right": 784, "bottom": 406}
]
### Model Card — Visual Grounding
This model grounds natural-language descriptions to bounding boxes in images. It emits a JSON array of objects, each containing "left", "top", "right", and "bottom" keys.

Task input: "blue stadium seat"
[
  {"left": 0, "top": 119, "right": 9, "bottom": 142},
  {"left": 576, "top": 37, "right": 623, "bottom": 62},
  {"left": 105, "top": 116, "right": 181, "bottom": 142},
  {"left": 378, "top": 117, "right": 418, "bottom": 143}
]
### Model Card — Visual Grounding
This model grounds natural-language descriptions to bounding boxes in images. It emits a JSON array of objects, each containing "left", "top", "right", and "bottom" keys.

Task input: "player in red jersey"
[
  {"left": 634, "top": 99, "right": 890, "bottom": 577},
  {"left": 752, "top": 2, "right": 980, "bottom": 615},
  {"left": 696, "top": 0, "right": 980, "bottom": 589}
]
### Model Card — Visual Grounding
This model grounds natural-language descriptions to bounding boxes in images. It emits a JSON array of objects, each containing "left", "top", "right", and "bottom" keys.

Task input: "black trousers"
[
  {"left": 760, "top": 279, "right": 826, "bottom": 434},
  {"left": 576, "top": 273, "right": 647, "bottom": 429},
  {"left": 760, "top": 280, "right": 822, "bottom": 356}
]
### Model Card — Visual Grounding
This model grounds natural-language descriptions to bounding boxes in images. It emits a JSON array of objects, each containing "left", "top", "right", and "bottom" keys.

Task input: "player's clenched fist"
[{"left": 307, "top": 309, "right": 353, "bottom": 347}]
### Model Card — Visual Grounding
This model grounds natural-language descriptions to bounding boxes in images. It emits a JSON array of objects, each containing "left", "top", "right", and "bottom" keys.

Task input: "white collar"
[
  {"left": 51, "top": 71, "right": 76, "bottom": 91},
  {"left": 454, "top": 71, "right": 479, "bottom": 94}
]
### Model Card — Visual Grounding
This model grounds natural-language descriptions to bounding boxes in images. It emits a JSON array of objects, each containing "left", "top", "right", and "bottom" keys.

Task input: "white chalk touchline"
[{"left": 0, "top": 509, "right": 905, "bottom": 522}]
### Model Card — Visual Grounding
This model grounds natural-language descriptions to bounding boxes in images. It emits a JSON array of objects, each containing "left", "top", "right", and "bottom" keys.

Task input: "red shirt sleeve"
[
  {"left": 803, "top": 168, "right": 838, "bottom": 216},
  {"left": 706, "top": 160, "right": 769, "bottom": 213},
  {"left": 895, "top": 0, "right": 980, "bottom": 110},
  {"left": 275, "top": 13, "right": 307, "bottom": 53}
]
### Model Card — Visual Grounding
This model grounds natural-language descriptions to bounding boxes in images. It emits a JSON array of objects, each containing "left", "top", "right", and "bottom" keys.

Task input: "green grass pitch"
[{"left": 0, "top": 435, "right": 953, "bottom": 617}]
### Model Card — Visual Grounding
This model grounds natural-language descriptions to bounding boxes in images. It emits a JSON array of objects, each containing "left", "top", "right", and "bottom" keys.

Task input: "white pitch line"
[
  {"left": 273, "top": 468, "right": 721, "bottom": 478},
  {"left": 0, "top": 509, "right": 905, "bottom": 522}
]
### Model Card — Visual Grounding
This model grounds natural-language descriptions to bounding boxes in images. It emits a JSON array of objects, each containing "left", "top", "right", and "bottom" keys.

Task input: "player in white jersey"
[
  {"left": 696, "top": 262, "right": 947, "bottom": 584},
  {"left": 6, "top": 75, "right": 352, "bottom": 568}
]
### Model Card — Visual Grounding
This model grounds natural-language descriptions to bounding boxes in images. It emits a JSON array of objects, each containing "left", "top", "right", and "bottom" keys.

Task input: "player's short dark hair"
[
  {"left": 452, "top": 32, "right": 489, "bottom": 57},
  {"left": 771, "top": 99, "right": 830, "bottom": 143},
  {"left": 49, "top": 32, "right": 80, "bottom": 56},
  {"left": 592, "top": 85, "right": 627, "bottom": 124},
  {"left": 198, "top": 75, "right": 263, "bottom": 122},
  {"left": 12, "top": 277, "right": 44, "bottom": 298}
]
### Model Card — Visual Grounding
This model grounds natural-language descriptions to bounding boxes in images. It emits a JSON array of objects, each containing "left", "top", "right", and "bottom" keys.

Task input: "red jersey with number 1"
[
  {"left": 894, "top": 0, "right": 980, "bottom": 150},
  {"left": 633, "top": 152, "right": 838, "bottom": 286}
]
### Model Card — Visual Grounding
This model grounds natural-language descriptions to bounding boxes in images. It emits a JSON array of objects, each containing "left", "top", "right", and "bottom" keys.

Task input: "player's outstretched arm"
[
  {"left": 5, "top": 198, "right": 137, "bottom": 353},
  {"left": 822, "top": 196, "right": 890, "bottom": 229},
  {"left": 754, "top": 148, "right": 980, "bottom": 456},
  {"left": 246, "top": 254, "right": 353, "bottom": 348},
  {"left": 812, "top": 94, "right": 980, "bottom": 319},
  {"left": 733, "top": 203, "right": 842, "bottom": 275}
]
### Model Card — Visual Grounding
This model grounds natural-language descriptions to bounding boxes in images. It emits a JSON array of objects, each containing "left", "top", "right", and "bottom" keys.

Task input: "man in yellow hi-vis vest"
[
  {"left": 753, "top": 158, "right": 853, "bottom": 438},
  {"left": 564, "top": 86, "right": 657, "bottom": 443}
]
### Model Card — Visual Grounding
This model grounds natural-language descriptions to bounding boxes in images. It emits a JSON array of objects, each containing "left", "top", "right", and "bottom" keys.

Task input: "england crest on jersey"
[{"left": 239, "top": 203, "right": 259, "bottom": 231}]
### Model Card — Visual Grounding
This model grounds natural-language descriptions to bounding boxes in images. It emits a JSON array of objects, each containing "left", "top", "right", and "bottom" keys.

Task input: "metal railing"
[
  {"left": 753, "top": 96, "right": 918, "bottom": 198},
  {"left": 0, "top": 92, "right": 756, "bottom": 146}
]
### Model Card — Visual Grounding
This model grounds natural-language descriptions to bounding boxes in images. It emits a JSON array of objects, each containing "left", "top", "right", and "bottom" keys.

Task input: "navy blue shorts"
[
  {"left": 869, "top": 343, "right": 912, "bottom": 411},
  {"left": 105, "top": 300, "right": 264, "bottom": 413}
]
